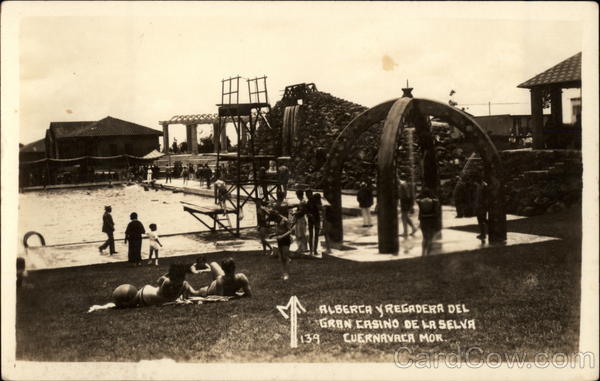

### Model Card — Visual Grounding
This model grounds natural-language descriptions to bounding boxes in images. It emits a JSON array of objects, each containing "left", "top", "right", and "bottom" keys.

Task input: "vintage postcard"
[{"left": 1, "top": 1, "right": 598, "bottom": 380}]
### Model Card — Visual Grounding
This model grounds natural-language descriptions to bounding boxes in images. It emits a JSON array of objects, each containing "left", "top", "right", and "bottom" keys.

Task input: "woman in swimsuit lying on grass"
[
  {"left": 113, "top": 259, "right": 252, "bottom": 307},
  {"left": 187, "top": 257, "right": 252, "bottom": 298}
]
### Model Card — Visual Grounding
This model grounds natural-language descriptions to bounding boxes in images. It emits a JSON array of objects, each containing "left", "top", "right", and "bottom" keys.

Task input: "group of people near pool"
[
  {"left": 357, "top": 178, "right": 442, "bottom": 256},
  {"left": 256, "top": 188, "right": 334, "bottom": 281},
  {"left": 101, "top": 171, "right": 488, "bottom": 307},
  {"left": 98, "top": 206, "right": 163, "bottom": 266},
  {"left": 100, "top": 201, "right": 252, "bottom": 307}
]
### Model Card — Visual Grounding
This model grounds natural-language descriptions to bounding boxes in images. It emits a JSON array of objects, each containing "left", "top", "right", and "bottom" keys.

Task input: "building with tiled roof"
[
  {"left": 45, "top": 116, "right": 162, "bottom": 159},
  {"left": 518, "top": 52, "right": 581, "bottom": 149},
  {"left": 19, "top": 139, "right": 46, "bottom": 162},
  {"left": 518, "top": 52, "right": 581, "bottom": 89}
]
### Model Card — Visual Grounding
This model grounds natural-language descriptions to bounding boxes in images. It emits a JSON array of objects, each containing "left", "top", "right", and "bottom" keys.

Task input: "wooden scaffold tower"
[{"left": 181, "top": 76, "right": 277, "bottom": 238}]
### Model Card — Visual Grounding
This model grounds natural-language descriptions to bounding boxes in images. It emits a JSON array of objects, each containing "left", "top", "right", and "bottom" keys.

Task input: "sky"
[{"left": 14, "top": 2, "right": 587, "bottom": 145}]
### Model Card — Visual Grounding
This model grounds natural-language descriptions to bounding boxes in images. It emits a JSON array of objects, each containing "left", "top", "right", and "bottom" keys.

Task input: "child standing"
[
  {"left": 271, "top": 213, "right": 296, "bottom": 281},
  {"left": 256, "top": 199, "right": 273, "bottom": 256},
  {"left": 147, "top": 223, "right": 163, "bottom": 266}
]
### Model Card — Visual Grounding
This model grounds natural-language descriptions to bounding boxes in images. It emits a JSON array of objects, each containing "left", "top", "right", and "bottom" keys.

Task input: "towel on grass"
[{"left": 87, "top": 295, "right": 235, "bottom": 313}]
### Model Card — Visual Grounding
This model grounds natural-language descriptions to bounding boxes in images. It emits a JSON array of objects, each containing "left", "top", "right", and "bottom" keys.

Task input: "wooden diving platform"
[
  {"left": 217, "top": 102, "right": 271, "bottom": 117},
  {"left": 181, "top": 201, "right": 239, "bottom": 237}
]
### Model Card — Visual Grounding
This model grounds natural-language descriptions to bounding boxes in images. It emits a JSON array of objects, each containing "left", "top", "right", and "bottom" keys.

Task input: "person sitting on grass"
[
  {"left": 186, "top": 257, "right": 252, "bottom": 297},
  {"left": 113, "top": 260, "right": 250, "bottom": 308},
  {"left": 188, "top": 255, "right": 211, "bottom": 274}
]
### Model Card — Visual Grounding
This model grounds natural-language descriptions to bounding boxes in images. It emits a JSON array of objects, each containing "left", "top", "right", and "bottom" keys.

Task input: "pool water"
[{"left": 18, "top": 184, "right": 258, "bottom": 246}]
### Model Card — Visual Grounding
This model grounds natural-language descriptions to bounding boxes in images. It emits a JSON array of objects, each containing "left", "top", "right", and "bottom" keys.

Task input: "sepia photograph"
[{"left": 1, "top": 1, "right": 598, "bottom": 380}]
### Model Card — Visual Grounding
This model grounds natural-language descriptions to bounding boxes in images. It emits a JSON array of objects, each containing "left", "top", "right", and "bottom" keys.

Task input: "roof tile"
[
  {"left": 50, "top": 116, "right": 162, "bottom": 138},
  {"left": 518, "top": 52, "right": 581, "bottom": 89}
]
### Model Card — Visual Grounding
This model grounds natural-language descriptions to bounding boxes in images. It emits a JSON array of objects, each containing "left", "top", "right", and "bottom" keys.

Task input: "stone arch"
[
  {"left": 322, "top": 96, "right": 506, "bottom": 253},
  {"left": 321, "top": 99, "right": 398, "bottom": 244}
]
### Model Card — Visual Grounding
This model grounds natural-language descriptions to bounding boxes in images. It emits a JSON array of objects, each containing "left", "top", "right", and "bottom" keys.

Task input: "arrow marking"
[{"left": 277, "top": 296, "right": 306, "bottom": 348}]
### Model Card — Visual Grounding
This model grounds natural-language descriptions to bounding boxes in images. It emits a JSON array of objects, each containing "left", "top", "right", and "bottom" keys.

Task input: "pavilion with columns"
[
  {"left": 518, "top": 52, "right": 581, "bottom": 149},
  {"left": 159, "top": 113, "right": 229, "bottom": 155}
]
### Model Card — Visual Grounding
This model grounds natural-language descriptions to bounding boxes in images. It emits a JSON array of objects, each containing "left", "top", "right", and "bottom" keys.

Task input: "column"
[
  {"left": 550, "top": 87, "right": 563, "bottom": 127},
  {"left": 220, "top": 122, "right": 228, "bottom": 151},
  {"left": 161, "top": 123, "right": 169, "bottom": 153},
  {"left": 240, "top": 119, "right": 248, "bottom": 148},
  {"left": 190, "top": 124, "right": 198, "bottom": 154},
  {"left": 213, "top": 122, "right": 220, "bottom": 152},
  {"left": 185, "top": 125, "right": 192, "bottom": 153},
  {"left": 530, "top": 88, "right": 544, "bottom": 149}
]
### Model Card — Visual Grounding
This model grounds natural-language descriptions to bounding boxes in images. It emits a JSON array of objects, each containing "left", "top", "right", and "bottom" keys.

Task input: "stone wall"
[
  {"left": 500, "top": 149, "right": 582, "bottom": 216},
  {"left": 255, "top": 90, "right": 375, "bottom": 188}
]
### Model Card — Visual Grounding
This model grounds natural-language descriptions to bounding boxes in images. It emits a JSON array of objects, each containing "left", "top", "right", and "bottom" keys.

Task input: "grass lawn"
[{"left": 16, "top": 207, "right": 581, "bottom": 362}]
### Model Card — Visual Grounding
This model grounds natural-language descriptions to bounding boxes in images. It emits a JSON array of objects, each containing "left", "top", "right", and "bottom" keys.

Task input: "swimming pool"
[{"left": 18, "top": 184, "right": 258, "bottom": 246}]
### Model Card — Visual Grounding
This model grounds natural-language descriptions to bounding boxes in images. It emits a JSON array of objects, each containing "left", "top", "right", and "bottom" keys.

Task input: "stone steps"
[{"left": 500, "top": 149, "right": 582, "bottom": 216}]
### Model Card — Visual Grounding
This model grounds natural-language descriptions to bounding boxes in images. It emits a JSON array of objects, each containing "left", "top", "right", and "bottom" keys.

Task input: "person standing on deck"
[
  {"left": 306, "top": 190, "right": 323, "bottom": 257},
  {"left": 98, "top": 205, "right": 117, "bottom": 255},
  {"left": 293, "top": 190, "right": 309, "bottom": 253},
  {"left": 322, "top": 201, "right": 335, "bottom": 256},
  {"left": 416, "top": 189, "right": 440, "bottom": 256},
  {"left": 398, "top": 179, "right": 417, "bottom": 237},
  {"left": 258, "top": 166, "right": 268, "bottom": 200},
  {"left": 152, "top": 164, "right": 159, "bottom": 180},
  {"left": 472, "top": 174, "right": 489, "bottom": 243},
  {"left": 256, "top": 199, "right": 273, "bottom": 256},
  {"left": 356, "top": 182, "right": 374, "bottom": 227},
  {"left": 125, "top": 212, "right": 145, "bottom": 266},
  {"left": 197, "top": 165, "right": 204, "bottom": 187},
  {"left": 453, "top": 176, "right": 467, "bottom": 218},
  {"left": 165, "top": 164, "right": 172, "bottom": 183},
  {"left": 270, "top": 213, "right": 296, "bottom": 281},
  {"left": 204, "top": 164, "right": 213, "bottom": 189},
  {"left": 182, "top": 166, "right": 189, "bottom": 185},
  {"left": 274, "top": 190, "right": 289, "bottom": 219},
  {"left": 277, "top": 164, "right": 290, "bottom": 195},
  {"left": 188, "top": 164, "right": 195, "bottom": 181}
]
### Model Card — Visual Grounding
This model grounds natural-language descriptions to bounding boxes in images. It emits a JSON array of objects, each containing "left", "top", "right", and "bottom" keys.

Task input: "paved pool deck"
[
  {"left": 22, "top": 203, "right": 558, "bottom": 270},
  {"left": 147, "top": 178, "right": 368, "bottom": 215}
]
